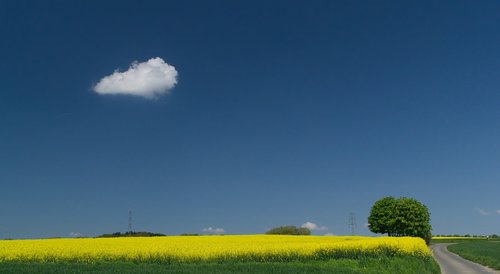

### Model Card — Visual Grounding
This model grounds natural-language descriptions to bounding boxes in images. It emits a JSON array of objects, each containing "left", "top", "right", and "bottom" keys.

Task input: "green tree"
[
  {"left": 367, "top": 196, "right": 397, "bottom": 236},
  {"left": 265, "top": 225, "right": 311, "bottom": 235},
  {"left": 368, "top": 196, "right": 432, "bottom": 244}
]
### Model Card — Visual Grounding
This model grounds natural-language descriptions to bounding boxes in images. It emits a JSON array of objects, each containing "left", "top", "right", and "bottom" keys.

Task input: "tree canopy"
[
  {"left": 368, "top": 196, "right": 431, "bottom": 243},
  {"left": 265, "top": 225, "right": 311, "bottom": 235}
]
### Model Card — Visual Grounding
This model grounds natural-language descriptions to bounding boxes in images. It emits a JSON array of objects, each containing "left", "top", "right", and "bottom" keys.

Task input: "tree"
[
  {"left": 367, "top": 196, "right": 397, "bottom": 236},
  {"left": 368, "top": 196, "right": 432, "bottom": 244},
  {"left": 265, "top": 225, "right": 311, "bottom": 235}
]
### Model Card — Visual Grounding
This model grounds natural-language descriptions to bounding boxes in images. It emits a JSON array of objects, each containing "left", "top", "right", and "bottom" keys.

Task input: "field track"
[{"left": 431, "top": 244, "right": 499, "bottom": 274}]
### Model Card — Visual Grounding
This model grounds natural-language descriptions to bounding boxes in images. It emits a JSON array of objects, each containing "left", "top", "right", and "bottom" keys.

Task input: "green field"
[
  {"left": 447, "top": 241, "right": 500, "bottom": 270},
  {"left": 0, "top": 256, "right": 439, "bottom": 274}
]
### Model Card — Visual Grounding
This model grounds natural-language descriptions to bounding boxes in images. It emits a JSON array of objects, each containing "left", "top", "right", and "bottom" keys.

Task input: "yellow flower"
[{"left": 0, "top": 235, "right": 430, "bottom": 263}]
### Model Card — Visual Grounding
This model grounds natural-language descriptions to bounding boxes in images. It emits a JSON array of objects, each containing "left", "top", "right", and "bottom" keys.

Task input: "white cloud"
[
  {"left": 202, "top": 227, "right": 225, "bottom": 234},
  {"left": 69, "top": 232, "right": 82, "bottom": 237},
  {"left": 496, "top": 209, "right": 500, "bottom": 215},
  {"left": 93, "top": 57, "right": 178, "bottom": 99},
  {"left": 301, "top": 221, "right": 328, "bottom": 231},
  {"left": 476, "top": 207, "right": 490, "bottom": 216}
]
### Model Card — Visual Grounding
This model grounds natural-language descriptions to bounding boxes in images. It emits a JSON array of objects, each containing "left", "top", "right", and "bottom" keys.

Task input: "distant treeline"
[
  {"left": 265, "top": 225, "right": 311, "bottom": 235},
  {"left": 97, "top": 231, "right": 165, "bottom": 238},
  {"left": 435, "top": 234, "right": 499, "bottom": 238}
]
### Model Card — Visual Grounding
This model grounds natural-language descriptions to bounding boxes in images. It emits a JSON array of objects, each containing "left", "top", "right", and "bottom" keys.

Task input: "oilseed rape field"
[
  {"left": 0, "top": 235, "right": 438, "bottom": 273},
  {"left": 0, "top": 235, "right": 428, "bottom": 262},
  {"left": 432, "top": 236, "right": 486, "bottom": 240}
]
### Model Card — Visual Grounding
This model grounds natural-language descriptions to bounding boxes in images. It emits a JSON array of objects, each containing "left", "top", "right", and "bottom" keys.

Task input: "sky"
[{"left": 1, "top": 0, "right": 500, "bottom": 239}]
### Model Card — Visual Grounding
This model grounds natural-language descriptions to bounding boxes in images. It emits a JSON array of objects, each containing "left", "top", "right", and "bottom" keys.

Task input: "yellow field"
[
  {"left": 0, "top": 235, "right": 430, "bottom": 263},
  {"left": 432, "top": 236, "right": 486, "bottom": 240}
]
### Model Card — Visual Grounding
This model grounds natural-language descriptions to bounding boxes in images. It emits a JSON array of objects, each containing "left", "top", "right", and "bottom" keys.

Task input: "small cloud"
[
  {"left": 324, "top": 233, "right": 335, "bottom": 236},
  {"left": 301, "top": 221, "right": 328, "bottom": 231},
  {"left": 93, "top": 57, "right": 178, "bottom": 99},
  {"left": 496, "top": 209, "right": 500, "bottom": 215},
  {"left": 202, "top": 227, "right": 225, "bottom": 234},
  {"left": 476, "top": 207, "right": 490, "bottom": 216},
  {"left": 69, "top": 232, "right": 82, "bottom": 237}
]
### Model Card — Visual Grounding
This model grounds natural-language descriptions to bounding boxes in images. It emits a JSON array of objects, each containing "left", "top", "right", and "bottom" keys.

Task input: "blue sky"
[{"left": 1, "top": 0, "right": 500, "bottom": 239}]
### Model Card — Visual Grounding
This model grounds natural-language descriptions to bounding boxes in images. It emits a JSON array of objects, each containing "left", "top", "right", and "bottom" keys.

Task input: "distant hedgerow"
[{"left": 265, "top": 226, "right": 311, "bottom": 235}]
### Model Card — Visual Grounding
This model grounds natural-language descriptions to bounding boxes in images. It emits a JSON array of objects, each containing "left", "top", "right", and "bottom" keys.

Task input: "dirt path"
[{"left": 430, "top": 244, "right": 500, "bottom": 274}]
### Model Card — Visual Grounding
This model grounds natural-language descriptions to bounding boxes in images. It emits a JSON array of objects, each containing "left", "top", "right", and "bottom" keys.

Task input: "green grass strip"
[
  {"left": 447, "top": 241, "right": 500, "bottom": 270},
  {"left": 0, "top": 256, "right": 439, "bottom": 274}
]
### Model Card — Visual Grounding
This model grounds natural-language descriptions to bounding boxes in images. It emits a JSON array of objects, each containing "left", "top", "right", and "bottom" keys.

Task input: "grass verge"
[
  {"left": 447, "top": 241, "right": 500, "bottom": 270},
  {"left": 0, "top": 256, "right": 439, "bottom": 274}
]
